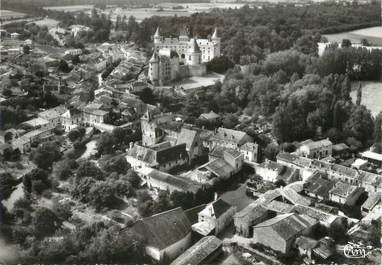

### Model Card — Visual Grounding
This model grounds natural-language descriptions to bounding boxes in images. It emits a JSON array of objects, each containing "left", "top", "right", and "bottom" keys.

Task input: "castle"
[{"left": 148, "top": 27, "right": 221, "bottom": 86}]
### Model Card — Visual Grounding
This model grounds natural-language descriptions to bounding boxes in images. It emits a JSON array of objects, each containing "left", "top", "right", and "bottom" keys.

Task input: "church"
[{"left": 148, "top": 27, "right": 221, "bottom": 86}]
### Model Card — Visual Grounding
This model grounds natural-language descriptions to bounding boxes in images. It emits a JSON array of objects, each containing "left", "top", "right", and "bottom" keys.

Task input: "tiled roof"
[
  {"left": 212, "top": 198, "right": 232, "bottom": 218},
  {"left": 296, "top": 236, "right": 318, "bottom": 250},
  {"left": 304, "top": 175, "right": 335, "bottom": 198},
  {"left": 133, "top": 207, "right": 191, "bottom": 250},
  {"left": 213, "top": 127, "right": 252, "bottom": 146},
  {"left": 300, "top": 139, "right": 332, "bottom": 150},
  {"left": 170, "top": 236, "right": 222, "bottom": 265},
  {"left": 265, "top": 200, "right": 295, "bottom": 214},
  {"left": 38, "top": 105, "right": 67, "bottom": 120},
  {"left": 329, "top": 181, "right": 359, "bottom": 198},
  {"left": 280, "top": 187, "right": 311, "bottom": 206},
  {"left": 361, "top": 192, "right": 381, "bottom": 211},
  {"left": 254, "top": 213, "right": 317, "bottom": 241},
  {"left": 204, "top": 158, "right": 234, "bottom": 178},
  {"left": 176, "top": 128, "right": 197, "bottom": 151},
  {"left": 199, "top": 111, "right": 220, "bottom": 120}
]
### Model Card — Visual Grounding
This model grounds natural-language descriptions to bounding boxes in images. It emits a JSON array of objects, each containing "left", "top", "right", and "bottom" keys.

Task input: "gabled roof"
[
  {"left": 296, "top": 236, "right": 318, "bottom": 250},
  {"left": 265, "top": 200, "right": 295, "bottom": 214},
  {"left": 234, "top": 202, "right": 268, "bottom": 220},
  {"left": 212, "top": 127, "right": 252, "bottom": 146},
  {"left": 361, "top": 192, "right": 381, "bottom": 211},
  {"left": 329, "top": 181, "right": 361, "bottom": 198},
  {"left": 279, "top": 187, "right": 311, "bottom": 206},
  {"left": 202, "top": 158, "right": 234, "bottom": 178},
  {"left": 199, "top": 110, "right": 220, "bottom": 120},
  {"left": 199, "top": 198, "right": 233, "bottom": 219},
  {"left": 300, "top": 138, "right": 332, "bottom": 150},
  {"left": 176, "top": 128, "right": 197, "bottom": 151},
  {"left": 304, "top": 174, "right": 335, "bottom": 198},
  {"left": 253, "top": 213, "right": 317, "bottom": 241},
  {"left": 38, "top": 105, "right": 67, "bottom": 120},
  {"left": 132, "top": 207, "right": 191, "bottom": 250},
  {"left": 170, "top": 236, "right": 222, "bottom": 265}
]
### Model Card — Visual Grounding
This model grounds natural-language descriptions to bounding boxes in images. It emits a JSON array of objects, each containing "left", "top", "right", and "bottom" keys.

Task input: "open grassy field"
[
  {"left": 0, "top": 9, "right": 27, "bottom": 20},
  {"left": 43, "top": 5, "right": 94, "bottom": 12},
  {"left": 27, "top": 17, "right": 59, "bottom": 28},
  {"left": 324, "top": 26, "right": 382, "bottom": 45},
  {"left": 351, "top": 81, "right": 382, "bottom": 117}
]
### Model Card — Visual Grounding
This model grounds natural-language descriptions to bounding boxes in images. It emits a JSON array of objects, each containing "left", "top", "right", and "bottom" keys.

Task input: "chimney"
[{"left": 214, "top": 192, "right": 218, "bottom": 201}]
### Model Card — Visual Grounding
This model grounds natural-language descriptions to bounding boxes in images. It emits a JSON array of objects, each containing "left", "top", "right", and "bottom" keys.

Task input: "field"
[
  {"left": 27, "top": 18, "right": 59, "bottom": 28},
  {"left": 324, "top": 26, "right": 382, "bottom": 45},
  {"left": 43, "top": 5, "right": 94, "bottom": 12},
  {"left": 0, "top": 9, "right": 27, "bottom": 20},
  {"left": 350, "top": 82, "right": 382, "bottom": 117},
  {"left": 42, "top": 3, "right": 247, "bottom": 22}
]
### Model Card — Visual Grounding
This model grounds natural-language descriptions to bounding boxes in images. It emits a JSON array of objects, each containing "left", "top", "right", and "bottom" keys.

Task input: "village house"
[
  {"left": 332, "top": 143, "right": 350, "bottom": 159},
  {"left": 38, "top": 105, "right": 67, "bottom": 128},
  {"left": 21, "top": 117, "right": 51, "bottom": 131},
  {"left": 295, "top": 236, "right": 318, "bottom": 259},
  {"left": 303, "top": 173, "right": 335, "bottom": 201},
  {"left": 254, "top": 160, "right": 299, "bottom": 185},
  {"left": 126, "top": 142, "right": 189, "bottom": 172},
  {"left": 252, "top": 213, "right": 318, "bottom": 255},
  {"left": 176, "top": 127, "right": 204, "bottom": 161},
  {"left": 328, "top": 181, "right": 364, "bottom": 206},
  {"left": 132, "top": 207, "right": 192, "bottom": 263},
  {"left": 192, "top": 198, "right": 236, "bottom": 236},
  {"left": 136, "top": 166, "right": 202, "bottom": 194},
  {"left": 60, "top": 108, "right": 82, "bottom": 132},
  {"left": 198, "top": 110, "right": 221, "bottom": 123},
  {"left": 234, "top": 203, "right": 269, "bottom": 237},
  {"left": 238, "top": 142, "right": 259, "bottom": 162},
  {"left": 170, "top": 236, "right": 222, "bottom": 265},
  {"left": 361, "top": 151, "right": 382, "bottom": 167},
  {"left": 297, "top": 139, "right": 333, "bottom": 159},
  {"left": 207, "top": 127, "right": 253, "bottom": 150},
  {"left": 11, "top": 127, "right": 54, "bottom": 153},
  {"left": 189, "top": 149, "right": 244, "bottom": 184},
  {"left": 361, "top": 192, "right": 381, "bottom": 216},
  {"left": 293, "top": 204, "right": 347, "bottom": 229}
]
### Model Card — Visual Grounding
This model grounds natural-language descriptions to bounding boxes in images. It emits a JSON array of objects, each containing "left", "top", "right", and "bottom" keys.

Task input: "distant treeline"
[{"left": 2, "top": 0, "right": 208, "bottom": 8}]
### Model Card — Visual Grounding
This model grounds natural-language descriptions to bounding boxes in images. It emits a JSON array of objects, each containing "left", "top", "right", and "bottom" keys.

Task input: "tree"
[
  {"left": 23, "top": 45, "right": 31, "bottom": 54},
  {"left": 99, "top": 155, "right": 130, "bottom": 175},
  {"left": 341, "top": 38, "right": 352, "bottom": 48},
  {"left": 58, "top": 60, "right": 70, "bottom": 73},
  {"left": 33, "top": 207, "right": 61, "bottom": 238},
  {"left": 356, "top": 83, "right": 362, "bottom": 106},
  {"left": 23, "top": 168, "right": 50, "bottom": 194},
  {"left": 87, "top": 181, "right": 121, "bottom": 211},
  {"left": 30, "top": 141, "right": 61, "bottom": 169},
  {"left": 53, "top": 159, "right": 78, "bottom": 180},
  {"left": 76, "top": 161, "right": 104, "bottom": 181},
  {"left": 97, "top": 132, "right": 115, "bottom": 155},
  {"left": 126, "top": 169, "right": 140, "bottom": 188},
  {"left": 206, "top": 56, "right": 234, "bottom": 74},
  {"left": 264, "top": 143, "right": 280, "bottom": 161},
  {"left": 68, "top": 127, "right": 85, "bottom": 142},
  {"left": 72, "top": 55, "right": 80, "bottom": 65},
  {"left": 0, "top": 172, "right": 18, "bottom": 199},
  {"left": 222, "top": 113, "right": 239, "bottom": 129},
  {"left": 343, "top": 105, "right": 374, "bottom": 146}
]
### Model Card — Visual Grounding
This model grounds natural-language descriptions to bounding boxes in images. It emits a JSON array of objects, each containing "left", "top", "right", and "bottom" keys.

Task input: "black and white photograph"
[{"left": 0, "top": 0, "right": 381, "bottom": 264}]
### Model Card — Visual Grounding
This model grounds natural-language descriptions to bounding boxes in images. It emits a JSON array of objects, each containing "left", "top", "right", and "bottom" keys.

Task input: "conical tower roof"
[
  {"left": 154, "top": 27, "right": 160, "bottom": 37},
  {"left": 212, "top": 27, "right": 219, "bottom": 39},
  {"left": 149, "top": 50, "right": 158, "bottom": 62},
  {"left": 188, "top": 38, "right": 201, "bottom": 53}
]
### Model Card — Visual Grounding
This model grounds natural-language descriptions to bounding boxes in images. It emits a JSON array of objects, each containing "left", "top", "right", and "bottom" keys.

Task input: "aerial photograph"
[{"left": 0, "top": 0, "right": 381, "bottom": 264}]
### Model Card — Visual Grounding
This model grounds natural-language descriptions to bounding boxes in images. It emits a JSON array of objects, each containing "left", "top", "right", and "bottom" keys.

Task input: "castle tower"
[
  {"left": 211, "top": 27, "right": 221, "bottom": 57},
  {"left": 187, "top": 38, "right": 201, "bottom": 66},
  {"left": 148, "top": 51, "right": 159, "bottom": 85},
  {"left": 154, "top": 27, "right": 161, "bottom": 45},
  {"left": 179, "top": 27, "right": 189, "bottom": 42}
]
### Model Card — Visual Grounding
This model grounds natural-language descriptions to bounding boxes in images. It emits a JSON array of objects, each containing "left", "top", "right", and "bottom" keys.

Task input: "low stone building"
[
  {"left": 234, "top": 203, "right": 269, "bottom": 237},
  {"left": 328, "top": 181, "right": 364, "bottom": 206},
  {"left": 170, "top": 236, "right": 222, "bottom": 265},
  {"left": 193, "top": 198, "right": 236, "bottom": 236},
  {"left": 252, "top": 213, "right": 318, "bottom": 255},
  {"left": 132, "top": 207, "right": 192, "bottom": 263}
]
